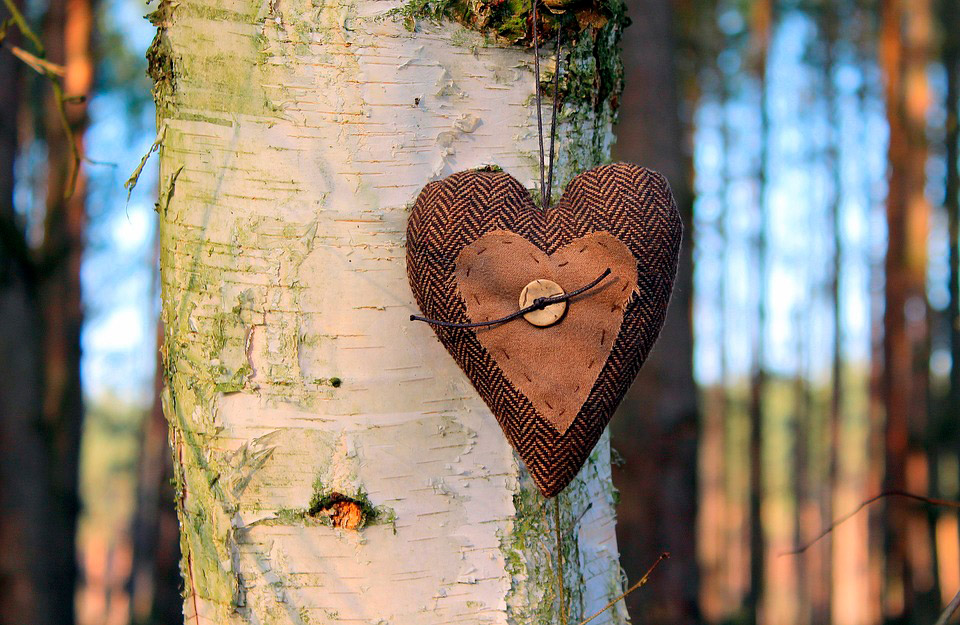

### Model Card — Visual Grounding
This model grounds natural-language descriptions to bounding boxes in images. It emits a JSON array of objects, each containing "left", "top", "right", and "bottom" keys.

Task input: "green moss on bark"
[
  {"left": 500, "top": 439, "right": 625, "bottom": 624},
  {"left": 554, "top": 7, "right": 625, "bottom": 113},
  {"left": 500, "top": 477, "right": 558, "bottom": 625}
]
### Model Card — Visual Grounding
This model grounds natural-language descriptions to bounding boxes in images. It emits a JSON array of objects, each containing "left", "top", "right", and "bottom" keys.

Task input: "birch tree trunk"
[{"left": 150, "top": 0, "right": 628, "bottom": 622}]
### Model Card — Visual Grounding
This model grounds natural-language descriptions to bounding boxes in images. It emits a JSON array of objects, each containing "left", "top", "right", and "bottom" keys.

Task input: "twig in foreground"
[
  {"left": 934, "top": 588, "right": 960, "bottom": 625},
  {"left": 1, "top": 0, "right": 82, "bottom": 199},
  {"left": 577, "top": 552, "right": 670, "bottom": 625}
]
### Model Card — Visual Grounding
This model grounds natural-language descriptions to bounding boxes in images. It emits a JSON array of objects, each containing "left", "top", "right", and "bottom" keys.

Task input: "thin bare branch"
[
  {"left": 577, "top": 552, "right": 670, "bottom": 625},
  {"left": 782, "top": 490, "right": 960, "bottom": 556},
  {"left": 126, "top": 125, "right": 166, "bottom": 204},
  {"left": 1, "top": 11, "right": 82, "bottom": 199},
  {"left": 9, "top": 44, "right": 63, "bottom": 75},
  {"left": 934, "top": 588, "right": 960, "bottom": 625},
  {"left": 1, "top": 0, "right": 43, "bottom": 53},
  {"left": 51, "top": 80, "right": 81, "bottom": 199}
]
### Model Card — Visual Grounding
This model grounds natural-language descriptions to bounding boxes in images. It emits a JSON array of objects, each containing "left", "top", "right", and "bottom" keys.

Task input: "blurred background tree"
[
  {"left": 612, "top": 0, "right": 699, "bottom": 622},
  {"left": 2, "top": 0, "right": 960, "bottom": 623},
  {"left": 0, "top": 0, "right": 92, "bottom": 620}
]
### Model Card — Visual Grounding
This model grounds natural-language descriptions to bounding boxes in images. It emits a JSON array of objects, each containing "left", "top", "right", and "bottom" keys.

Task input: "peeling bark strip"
[{"left": 151, "top": 0, "right": 627, "bottom": 622}]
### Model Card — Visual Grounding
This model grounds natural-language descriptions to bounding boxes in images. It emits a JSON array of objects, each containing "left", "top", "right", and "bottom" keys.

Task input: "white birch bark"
[{"left": 151, "top": 0, "right": 628, "bottom": 622}]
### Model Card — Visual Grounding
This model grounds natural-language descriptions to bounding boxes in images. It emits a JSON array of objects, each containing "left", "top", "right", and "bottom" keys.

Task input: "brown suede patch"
[{"left": 454, "top": 231, "right": 638, "bottom": 433}]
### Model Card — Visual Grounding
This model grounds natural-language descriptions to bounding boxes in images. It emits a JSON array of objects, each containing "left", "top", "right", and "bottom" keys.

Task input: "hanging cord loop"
[
  {"left": 407, "top": 16, "right": 579, "bottom": 332},
  {"left": 531, "top": 0, "right": 563, "bottom": 208},
  {"left": 409, "top": 3, "right": 571, "bottom": 331},
  {"left": 545, "top": 27, "right": 562, "bottom": 208},
  {"left": 531, "top": 0, "right": 546, "bottom": 202}
]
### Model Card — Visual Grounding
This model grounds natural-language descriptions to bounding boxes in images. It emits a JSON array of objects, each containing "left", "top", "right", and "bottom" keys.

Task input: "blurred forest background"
[{"left": 0, "top": 0, "right": 958, "bottom": 624}]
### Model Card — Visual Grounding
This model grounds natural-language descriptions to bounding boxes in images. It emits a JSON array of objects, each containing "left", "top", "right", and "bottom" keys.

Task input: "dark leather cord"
[
  {"left": 545, "top": 27, "right": 562, "bottom": 208},
  {"left": 410, "top": 268, "right": 611, "bottom": 329},
  {"left": 531, "top": 0, "right": 562, "bottom": 209}
]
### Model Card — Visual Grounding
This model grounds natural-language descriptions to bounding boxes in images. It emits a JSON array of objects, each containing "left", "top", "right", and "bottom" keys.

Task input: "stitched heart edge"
[{"left": 406, "top": 163, "right": 682, "bottom": 496}]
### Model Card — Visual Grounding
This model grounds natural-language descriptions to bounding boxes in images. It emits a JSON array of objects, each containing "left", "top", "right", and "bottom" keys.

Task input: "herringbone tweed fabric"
[{"left": 406, "top": 163, "right": 683, "bottom": 497}]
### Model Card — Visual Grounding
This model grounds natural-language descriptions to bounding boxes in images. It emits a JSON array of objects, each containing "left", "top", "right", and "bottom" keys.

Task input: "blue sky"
[
  {"left": 80, "top": 0, "right": 157, "bottom": 405},
  {"left": 692, "top": 9, "right": 889, "bottom": 386}
]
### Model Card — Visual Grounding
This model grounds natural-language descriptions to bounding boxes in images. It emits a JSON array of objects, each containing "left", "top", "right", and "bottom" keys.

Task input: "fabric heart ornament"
[{"left": 406, "top": 163, "right": 682, "bottom": 496}]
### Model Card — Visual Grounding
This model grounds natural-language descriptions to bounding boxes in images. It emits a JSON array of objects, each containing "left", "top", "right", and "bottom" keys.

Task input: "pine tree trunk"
[
  {"left": 0, "top": 3, "right": 53, "bottom": 622},
  {"left": 944, "top": 0, "right": 960, "bottom": 594},
  {"left": 822, "top": 4, "right": 841, "bottom": 622},
  {"left": 150, "top": 0, "right": 629, "bottom": 622},
  {"left": 879, "top": 0, "right": 933, "bottom": 620},
  {"left": 38, "top": 0, "right": 94, "bottom": 618},
  {"left": 0, "top": 0, "right": 92, "bottom": 621},
  {"left": 130, "top": 319, "right": 182, "bottom": 625},
  {"left": 609, "top": 0, "right": 697, "bottom": 622},
  {"left": 746, "top": 2, "right": 771, "bottom": 623}
]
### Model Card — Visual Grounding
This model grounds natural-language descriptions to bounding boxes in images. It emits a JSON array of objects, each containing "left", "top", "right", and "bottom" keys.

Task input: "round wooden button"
[{"left": 519, "top": 279, "right": 567, "bottom": 327}]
